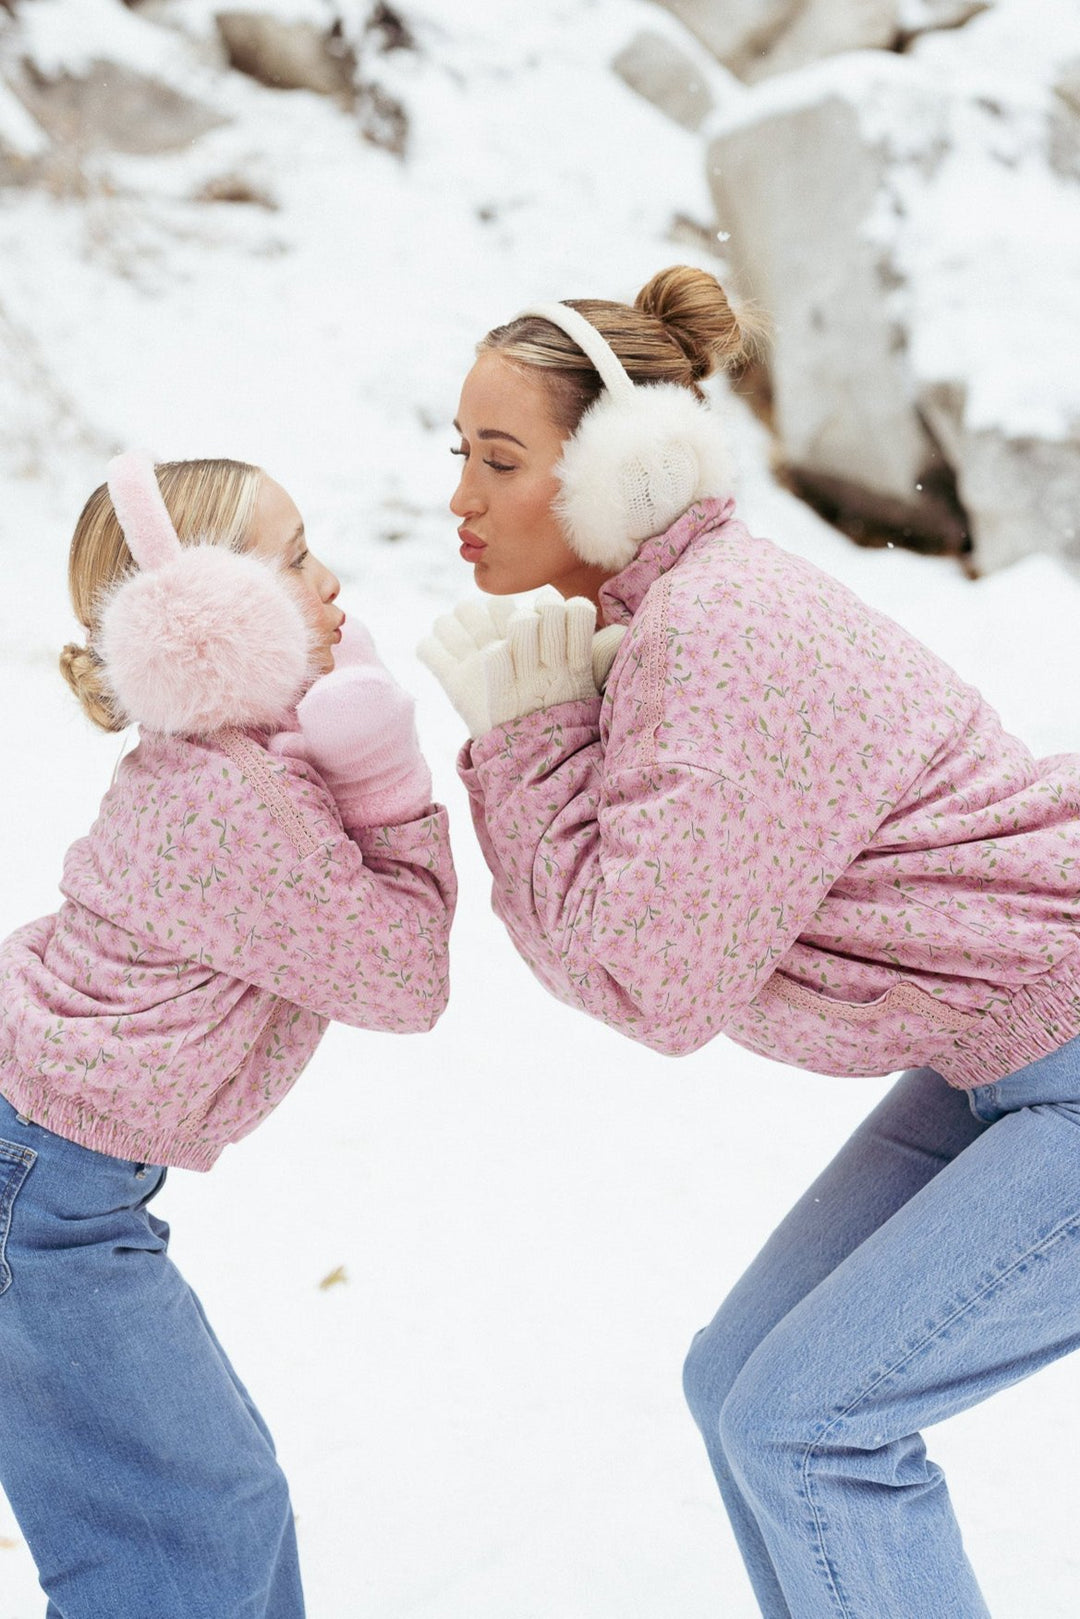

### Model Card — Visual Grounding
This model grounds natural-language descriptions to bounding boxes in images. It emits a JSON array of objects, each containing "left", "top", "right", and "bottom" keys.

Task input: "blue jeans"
[
  {"left": 683, "top": 1039, "right": 1080, "bottom": 1618},
  {"left": 0, "top": 1095, "right": 304, "bottom": 1618}
]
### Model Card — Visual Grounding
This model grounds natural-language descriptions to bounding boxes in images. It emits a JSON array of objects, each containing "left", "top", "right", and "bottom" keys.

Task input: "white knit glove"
[{"left": 418, "top": 595, "right": 626, "bottom": 739}]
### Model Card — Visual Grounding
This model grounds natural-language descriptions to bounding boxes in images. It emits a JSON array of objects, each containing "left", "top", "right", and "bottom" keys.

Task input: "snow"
[{"left": 2, "top": 0, "right": 1080, "bottom": 1614}]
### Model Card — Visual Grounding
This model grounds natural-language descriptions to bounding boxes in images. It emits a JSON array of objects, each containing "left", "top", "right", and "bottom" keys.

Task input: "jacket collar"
[{"left": 598, "top": 497, "right": 736, "bottom": 626}]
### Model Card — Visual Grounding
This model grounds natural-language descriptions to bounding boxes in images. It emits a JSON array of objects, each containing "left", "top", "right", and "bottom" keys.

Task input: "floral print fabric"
[
  {"left": 460, "top": 499, "right": 1080, "bottom": 1088},
  {"left": 0, "top": 729, "right": 455, "bottom": 1169}
]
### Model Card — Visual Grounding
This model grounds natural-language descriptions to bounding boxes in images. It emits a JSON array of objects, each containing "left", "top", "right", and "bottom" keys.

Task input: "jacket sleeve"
[
  {"left": 68, "top": 732, "right": 457, "bottom": 1035},
  {"left": 216, "top": 808, "right": 456, "bottom": 1033},
  {"left": 459, "top": 703, "right": 834, "bottom": 1055},
  {"left": 456, "top": 567, "right": 952, "bottom": 1056}
]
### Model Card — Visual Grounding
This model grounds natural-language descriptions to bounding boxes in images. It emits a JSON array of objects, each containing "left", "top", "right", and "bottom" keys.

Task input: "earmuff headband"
[
  {"left": 516, "top": 303, "right": 636, "bottom": 401},
  {"left": 106, "top": 451, "right": 182, "bottom": 573},
  {"left": 97, "top": 451, "right": 317, "bottom": 735},
  {"left": 507, "top": 298, "right": 734, "bottom": 575}
]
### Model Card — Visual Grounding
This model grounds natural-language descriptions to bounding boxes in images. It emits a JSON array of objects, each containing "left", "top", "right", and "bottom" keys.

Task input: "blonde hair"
[
  {"left": 479, "top": 264, "right": 766, "bottom": 432},
  {"left": 60, "top": 459, "right": 262, "bottom": 732}
]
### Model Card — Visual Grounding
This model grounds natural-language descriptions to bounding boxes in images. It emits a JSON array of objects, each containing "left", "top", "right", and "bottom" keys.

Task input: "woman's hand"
[
  {"left": 271, "top": 619, "right": 432, "bottom": 828},
  {"left": 418, "top": 595, "right": 626, "bottom": 739}
]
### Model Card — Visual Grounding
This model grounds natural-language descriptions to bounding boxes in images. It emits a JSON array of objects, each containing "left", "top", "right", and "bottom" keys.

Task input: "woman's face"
[
  {"left": 247, "top": 476, "right": 344, "bottom": 674},
  {"left": 449, "top": 351, "right": 611, "bottom": 603}
]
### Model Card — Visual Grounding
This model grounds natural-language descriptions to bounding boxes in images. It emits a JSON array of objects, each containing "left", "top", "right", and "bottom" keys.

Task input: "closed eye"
[{"left": 450, "top": 443, "right": 515, "bottom": 474}]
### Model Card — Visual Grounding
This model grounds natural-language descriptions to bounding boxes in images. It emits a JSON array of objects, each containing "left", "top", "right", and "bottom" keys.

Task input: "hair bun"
[
  {"left": 636, "top": 265, "right": 748, "bottom": 381},
  {"left": 60, "top": 641, "right": 124, "bottom": 733}
]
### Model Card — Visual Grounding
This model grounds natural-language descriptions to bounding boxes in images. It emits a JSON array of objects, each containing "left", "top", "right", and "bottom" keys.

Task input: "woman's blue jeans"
[
  {"left": 683, "top": 1039, "right": 1080, "bottom": 1618},
  {"left": 0, "top": 1094, "right": 304, "bottom": 1618}
]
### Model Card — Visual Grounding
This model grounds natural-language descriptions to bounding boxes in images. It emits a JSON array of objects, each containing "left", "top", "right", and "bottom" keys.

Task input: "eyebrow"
[
  {"left": 288, "top": 523, "right": 306, "bottom": 547},
  {"left": 453, "top": 419, "right": 527, "bottom": 449}
]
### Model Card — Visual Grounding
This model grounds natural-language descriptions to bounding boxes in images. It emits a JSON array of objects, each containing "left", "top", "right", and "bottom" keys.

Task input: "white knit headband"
[{"left": 515, "top": 302, "right": 636, "bottom": 401}]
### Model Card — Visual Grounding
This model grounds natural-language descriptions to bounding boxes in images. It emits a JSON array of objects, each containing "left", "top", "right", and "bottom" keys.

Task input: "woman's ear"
[{"left": 553, "top": 383, "right": 734, "bottom": 571}]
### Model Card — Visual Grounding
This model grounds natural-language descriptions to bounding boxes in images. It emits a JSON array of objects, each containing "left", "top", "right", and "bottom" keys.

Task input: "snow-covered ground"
[{"left": 3, "top": 1, "right": 1080, "bottom": 1614}]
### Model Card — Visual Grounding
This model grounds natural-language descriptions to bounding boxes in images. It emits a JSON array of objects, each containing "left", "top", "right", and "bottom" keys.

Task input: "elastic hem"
[
  {"left": 0, "top": 1079, "right": 223, "bottom": 1172},
  {"left": 932, "top": 970, "right": 1080, "bottom": 1091}
]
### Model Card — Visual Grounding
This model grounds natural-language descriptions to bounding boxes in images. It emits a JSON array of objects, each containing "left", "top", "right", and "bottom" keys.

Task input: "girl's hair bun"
[
  {"left": 636, "top": 265, "right": 759, "bottom": 381},
  {"left": 59, "top": 641, "right": 124, "bottom": 733}
]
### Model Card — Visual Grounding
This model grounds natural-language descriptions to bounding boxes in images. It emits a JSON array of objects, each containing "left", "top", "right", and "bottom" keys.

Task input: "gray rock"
[
  {"left": 922, "top": 383, "right": 1080, "bottom": 571},
  {"left": 896, "top": 0, "right": 994, "bottom": 36},
  {"left": 1049, "top": 57, "right": 1080, "bottom": 181},
  {"left": 0, "top": 73, "right": 47, "bottom": 184},
  {"left": 216, "top": 12, "right": 355, "bottom": 101},
  {"left": 612, "top": 29, "right": 714, "bottom": 130},
  {"left": 651, "top": 0, "right": 995, "bottom": 82},
  {"left": 648, "top": 0, "right": 794, "bottom": 78},
  {"left": 707, "top": 60, "right": 947, "bottom": 513},
  {"left": 707, "top": 48, "right": 1080, "bottom": 571},
  {"left": 10, "top": 58, "right": 225, "bottom": 155},
  {"left": 744, "top": 0, "right": 898, "bottom": 83}
]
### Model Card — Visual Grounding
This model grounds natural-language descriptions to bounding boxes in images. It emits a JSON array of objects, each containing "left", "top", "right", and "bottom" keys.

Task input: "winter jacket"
[
  {"left": 0, "top": 726, "right": 455, "bottom": 1170},
  {"left": 459, "top": 498, "right": 1080, "bottom": 1089}
]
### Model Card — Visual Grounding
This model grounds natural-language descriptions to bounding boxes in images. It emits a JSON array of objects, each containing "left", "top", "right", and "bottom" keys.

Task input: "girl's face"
[
  {"left": 247, "top": 476, "right": 344, "bottom": 674},
  {"left": 449, "top": 351, "right": 611, "bottom": 605}
]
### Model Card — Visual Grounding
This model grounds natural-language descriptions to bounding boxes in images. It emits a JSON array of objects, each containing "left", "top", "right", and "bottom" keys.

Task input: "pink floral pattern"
[
  {"left": 460, "top": 499, "right": 1080, "bottom": 1088},
  {"left": 0, "top": 729, "right": 455, "bottom": 1169}
]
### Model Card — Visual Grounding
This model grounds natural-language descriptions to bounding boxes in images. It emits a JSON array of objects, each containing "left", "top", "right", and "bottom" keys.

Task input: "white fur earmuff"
[
  {"left": 97, "top": 451, "right": 317, "bottom": 736},
  {"left": 517, "top": 302, "right": 734, "bottom": 573}
]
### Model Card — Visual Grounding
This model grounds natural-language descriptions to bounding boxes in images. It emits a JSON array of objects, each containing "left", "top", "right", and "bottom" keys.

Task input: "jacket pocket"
[
  {"left": 769, "top": 975, "right": 977, "bottom": 1034},
  {"left": 0, "top": 1139, "right": 37, "bottom": 1297}
]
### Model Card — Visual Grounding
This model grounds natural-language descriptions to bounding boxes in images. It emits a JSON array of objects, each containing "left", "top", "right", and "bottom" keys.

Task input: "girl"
[
  {"left": 420, "top": 265, "right": 1080, "bottom": 1617},
  {"left": 0, "top": 452, "right": 456, "bottom": 1617}
]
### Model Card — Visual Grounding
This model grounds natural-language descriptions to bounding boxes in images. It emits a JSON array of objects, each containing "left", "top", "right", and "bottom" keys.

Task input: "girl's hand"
[
  {"left": 418, "top": 596, "right": 626, "bottom": 738},
  {"left": 271, "top": 621, "right": 432, "bottom": 829}
]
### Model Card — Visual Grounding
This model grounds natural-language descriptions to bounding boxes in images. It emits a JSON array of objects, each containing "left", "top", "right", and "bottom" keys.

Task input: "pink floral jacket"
[
  {"left": 460, "top": 499, "right": 1080, "bottom": 1089},
  {"left": 0, "top": 728, "right": 456, "bottom": 1169}
]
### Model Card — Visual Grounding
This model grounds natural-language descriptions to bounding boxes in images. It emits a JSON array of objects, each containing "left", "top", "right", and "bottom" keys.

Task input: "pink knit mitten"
[{"left": 272, "top": 620, "right": 432, "bottom": 829}]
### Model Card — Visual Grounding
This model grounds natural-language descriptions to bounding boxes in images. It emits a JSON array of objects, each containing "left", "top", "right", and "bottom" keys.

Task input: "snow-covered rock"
[
  {"left": 612, "top": 30, "right": 714, "bottom": 131},
  {"left": 646, "top": 0, "right": 791, "bottom": 79},
  {"left": 748, "top": 0, "right": 898, "bottom": 82},
  {"left": 650, "top": 0, "right": 995, "bottom": 82},
  {"left": 1048, "top": 57, "right": 1080, "bottom": 181},
  {"left": 705, "top": 2, "right": 1080, "bottom": 570},
  {"left": 707, "top": 55, "right": 957, "bottom": 538},
  {"left": 215, "top": 11, "right": 355, "bottom": 100},
  {"left": 10, "top": 59, "right": 225, "bottom": 155},
  {"left": 0, "top": 74, "right": 48, "bottom": 184}
]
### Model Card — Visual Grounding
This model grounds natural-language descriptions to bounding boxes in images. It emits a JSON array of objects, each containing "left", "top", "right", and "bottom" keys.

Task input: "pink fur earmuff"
[{"left": 97, "top": 451, "right": 317, "bottom": 736}]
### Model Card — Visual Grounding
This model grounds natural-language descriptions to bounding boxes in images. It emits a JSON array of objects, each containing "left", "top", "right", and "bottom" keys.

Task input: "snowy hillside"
[{"left": 2, "top": 2, "right": 1080, "bottom": 1615}]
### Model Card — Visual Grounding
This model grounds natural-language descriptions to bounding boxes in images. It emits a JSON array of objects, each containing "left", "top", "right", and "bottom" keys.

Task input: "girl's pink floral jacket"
[
  {"left": 0, "top": 730, "right": 455, "bottom": 1170},
  {"left": 460, "top": 499, "right": 1080, "bottom": 1089}
]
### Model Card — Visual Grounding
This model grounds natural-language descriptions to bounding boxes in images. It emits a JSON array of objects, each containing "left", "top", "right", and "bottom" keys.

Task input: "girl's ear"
[
  {"left": 98, "top": 544, "right": 319, "bottom": 737},
  {"left": 97, "top": 450, "right": 319, "bottom": 736}
]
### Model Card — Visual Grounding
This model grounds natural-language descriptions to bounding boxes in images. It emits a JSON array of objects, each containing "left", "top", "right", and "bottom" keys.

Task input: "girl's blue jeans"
[
  {"left": 0, "top": 1093, "right": 304, "bottom": 1618},
  {"left": 683, "top": 1038, "right": 1080, "bottom": 1617}
]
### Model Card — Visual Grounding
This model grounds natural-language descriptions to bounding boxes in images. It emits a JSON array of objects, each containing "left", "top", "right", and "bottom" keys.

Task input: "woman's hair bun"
[{"left": 636, "top": 264, "right": 754, "bottom": 381}]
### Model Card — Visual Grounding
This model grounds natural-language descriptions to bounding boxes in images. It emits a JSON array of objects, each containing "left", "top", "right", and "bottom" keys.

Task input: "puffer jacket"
[
  {"left": 0, "top": 727, "right": 455, "bottom": 1170},
  {"left": 459, "top": 498, "right": 1080, "bottom": 1089}
]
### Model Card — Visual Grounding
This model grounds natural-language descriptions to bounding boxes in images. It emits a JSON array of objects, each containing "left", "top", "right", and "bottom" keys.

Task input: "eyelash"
[
  {"left": 450, "top": 446, "right": 515, "bottom": 474},
  {"left": 290, "top": 549, "right": 309, "bottom": 570}
]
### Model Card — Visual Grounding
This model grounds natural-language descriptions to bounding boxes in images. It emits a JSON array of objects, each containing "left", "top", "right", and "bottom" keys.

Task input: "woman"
[{"left": 420, "top": 265, "right": 1080, "bottom": 1617}]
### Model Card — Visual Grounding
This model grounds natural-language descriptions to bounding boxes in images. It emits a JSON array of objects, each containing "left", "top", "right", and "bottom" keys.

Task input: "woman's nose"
[{"left": 449, "top": 467, "right": 482, "bottom": 519}]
